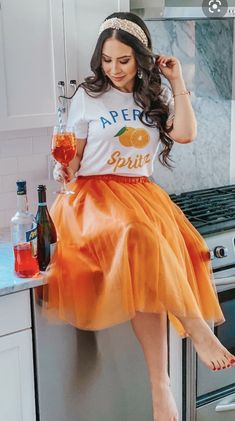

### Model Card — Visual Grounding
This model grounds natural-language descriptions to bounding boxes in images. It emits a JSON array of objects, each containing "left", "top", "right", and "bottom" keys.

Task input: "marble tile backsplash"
[{"left": 147, "top": 18, "right": 234, "bottom": 194}]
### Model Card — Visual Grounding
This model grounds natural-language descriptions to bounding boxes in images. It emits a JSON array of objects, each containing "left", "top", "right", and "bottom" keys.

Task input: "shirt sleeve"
[
  {"left": 66, "top": 87, "right": 89, "bottom": 139},
  {"left": 160, "top": 85, "right": 175, "bottom": 122}
]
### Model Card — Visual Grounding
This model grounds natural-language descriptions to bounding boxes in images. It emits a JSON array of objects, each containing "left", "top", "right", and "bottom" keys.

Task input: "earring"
[{"left": 137, "top": 68, "right": 143, "bottom": 79}]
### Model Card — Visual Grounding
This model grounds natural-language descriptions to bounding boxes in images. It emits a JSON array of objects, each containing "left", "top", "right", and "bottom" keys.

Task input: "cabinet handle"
[
  {"left": 70, "top": 79, "right": 77, "bottom": 93},
  {"left": 57, "top": 80, "right": 65, "bottom": 97},
  {"left": 57, "top": 81, "right": 66, "bottom": 112}
]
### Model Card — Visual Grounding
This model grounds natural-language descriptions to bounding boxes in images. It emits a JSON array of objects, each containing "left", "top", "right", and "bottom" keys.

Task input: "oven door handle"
[
  {"left": 215, "top": 276, "right": 235, "bottom": 286},
  {"left": 215, "top": 401, "right": 235, "bottom": 412}
]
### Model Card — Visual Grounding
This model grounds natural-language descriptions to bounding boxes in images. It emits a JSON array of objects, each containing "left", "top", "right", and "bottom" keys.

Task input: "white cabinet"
[
  {"left": 0, "top": 0, "right": 65, "bottom": 131},
  {"left": 0, "top": 0, "right": 130, "bottom": 131},
  {"left": 64, "top": 0, "right": 130, "bottom": 85},
  {"left": 0, "top": 290, "right": 36, "bottom": 421},
  {"left": 0, "top": 330, "right": 36, "bottom": 421}
]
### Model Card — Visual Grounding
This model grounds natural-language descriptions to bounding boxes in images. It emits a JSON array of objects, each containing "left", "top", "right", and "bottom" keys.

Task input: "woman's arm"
[
  {"left": 167, "top": 78, "right": 197, "bottom": 143},
  {"left": 156, "top": 55, "right": 197, "bottom": 144},
  {"left": 53, "top": 138, "right": 87, "bottom": 183}
]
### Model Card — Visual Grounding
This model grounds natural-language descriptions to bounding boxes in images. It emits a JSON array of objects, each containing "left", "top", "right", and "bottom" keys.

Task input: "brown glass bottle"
[{"left": 36, "top": 185, "right": 57, "bottom": 271}]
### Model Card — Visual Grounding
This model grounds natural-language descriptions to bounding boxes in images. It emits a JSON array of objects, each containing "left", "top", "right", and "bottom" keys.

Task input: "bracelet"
[{"left": 173, "top": 90, "right": 191, "bottom": 98}]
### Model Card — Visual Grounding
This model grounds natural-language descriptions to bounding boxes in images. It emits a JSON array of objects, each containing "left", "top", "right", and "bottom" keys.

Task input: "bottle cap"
[
  {"left": 16, "top": 180, "right": 26, "bottom": 195},
  {"left": 37, "top": 185, "right": 47, "bottom": 191}
]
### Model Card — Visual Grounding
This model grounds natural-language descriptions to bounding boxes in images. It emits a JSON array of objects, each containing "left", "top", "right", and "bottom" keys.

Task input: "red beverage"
[
  {"left": 51, "top": 133, "right": 77, "bottom": 166},
  {"left": 13, "top": 243, "right": 39, "bottom": 278}
]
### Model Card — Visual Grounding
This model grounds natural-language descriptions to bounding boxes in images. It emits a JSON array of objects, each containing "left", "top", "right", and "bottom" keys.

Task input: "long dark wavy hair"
[{"left": 68, "top": 12, "right": 175, "bottom": 168}]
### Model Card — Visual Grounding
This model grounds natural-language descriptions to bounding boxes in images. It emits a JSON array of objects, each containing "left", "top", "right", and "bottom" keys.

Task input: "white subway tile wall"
[
  {"left": 1, "top": 123, "right": 234, "bottom": 229},
  {"left": 0, "top": 127, "right": 57, "bottom": 229}
]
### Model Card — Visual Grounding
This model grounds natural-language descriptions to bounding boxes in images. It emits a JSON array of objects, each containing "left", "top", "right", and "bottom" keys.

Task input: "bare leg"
[
  {"left": 131, "top": 312, "right": 178, "bottom": 421},
  {"left": 178, "top": 316, "right": 235, "bottom": 371}
]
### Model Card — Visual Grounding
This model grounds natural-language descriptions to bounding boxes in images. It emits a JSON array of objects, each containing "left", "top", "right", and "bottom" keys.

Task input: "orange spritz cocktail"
[{"left": 51, "top": 126, "right": 77, "bottom": 194}]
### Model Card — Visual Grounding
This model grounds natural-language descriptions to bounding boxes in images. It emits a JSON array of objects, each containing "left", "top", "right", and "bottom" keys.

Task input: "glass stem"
[{"left": 62, "top": 179, "right": 68, "bottom": 193}]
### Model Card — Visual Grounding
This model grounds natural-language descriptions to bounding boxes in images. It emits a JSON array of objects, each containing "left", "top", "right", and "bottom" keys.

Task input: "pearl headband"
[{"left": 98, "top": 17, "right": 148, "bottom": 47}]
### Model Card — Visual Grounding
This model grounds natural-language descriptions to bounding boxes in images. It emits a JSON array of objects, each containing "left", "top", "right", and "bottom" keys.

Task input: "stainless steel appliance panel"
[
  {"left": 170, "top": 185, "right": 235, "bottom": 421},
  {"left": 197, "top": 393, "right": 235, "bottom": 421},
  {"left": 197, "top": 278, "right": 235, "bottom": 396},
  {"left": 31, "top": 288, "right": 152, "bottom": 421},
  {"left": 197, "top": 362, "right": 235, "bottom": 397}
]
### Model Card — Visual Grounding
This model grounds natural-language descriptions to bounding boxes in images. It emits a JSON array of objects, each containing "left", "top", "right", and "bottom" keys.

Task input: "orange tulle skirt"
[{"left": 43, "top": 174, "right": 224, "bottom": 336}]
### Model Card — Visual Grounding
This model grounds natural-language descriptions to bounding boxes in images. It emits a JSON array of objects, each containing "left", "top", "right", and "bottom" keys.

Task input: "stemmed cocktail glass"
[{"left": 51, "top": 125, "right": 77, "bottom": 195}]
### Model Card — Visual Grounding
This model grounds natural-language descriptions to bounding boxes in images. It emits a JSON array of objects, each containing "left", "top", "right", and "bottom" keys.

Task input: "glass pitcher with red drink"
[{"left": 51, "top": 125, "right": 77, "bottom": 194}]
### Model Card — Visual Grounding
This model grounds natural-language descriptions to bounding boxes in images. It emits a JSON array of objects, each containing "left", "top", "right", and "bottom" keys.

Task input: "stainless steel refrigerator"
[{"left": 31, "top": 287, "right": 152, "bottom": 421}]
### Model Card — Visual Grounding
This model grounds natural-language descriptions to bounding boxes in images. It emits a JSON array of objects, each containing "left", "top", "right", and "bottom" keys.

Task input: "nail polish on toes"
[
  {"left": 230, "top": 359, "right": 235, "bottom": 364},
  {"left": 227, "top": 364, "right": 231, "bottom": 368}
]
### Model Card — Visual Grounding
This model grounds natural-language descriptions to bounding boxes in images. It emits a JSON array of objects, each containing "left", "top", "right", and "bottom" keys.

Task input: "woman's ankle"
[
  {"left": 177, "top": 315, "right": 211, "bottom": 338},
  {"left": 152, "top": 383, "right": 179, "bottom": 421},
  {"left": 157, "top": 377, "right": 171, "bottom": 388},
  {"left": 150, "top": 375, "right": 171, "bottom": 395}
]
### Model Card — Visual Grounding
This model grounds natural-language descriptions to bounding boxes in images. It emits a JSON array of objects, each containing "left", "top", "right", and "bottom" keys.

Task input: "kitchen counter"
[{"left": 0, "top": 242, "right": 45, "bottom": 296}]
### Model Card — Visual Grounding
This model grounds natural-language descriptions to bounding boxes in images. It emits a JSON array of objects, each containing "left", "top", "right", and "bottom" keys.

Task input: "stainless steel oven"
[
  {"left": 184, "top": 270, "right": 235, "bottom": 421},
  {"left": 196, "top": 272, "right": 235, "bottom": 420},
  {"left": 170, "top": 185, "right": 235, "bottom": 421}
]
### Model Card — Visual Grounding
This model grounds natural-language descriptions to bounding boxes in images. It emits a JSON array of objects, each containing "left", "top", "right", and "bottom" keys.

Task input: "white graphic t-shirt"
[{"left": 67, "top": 85, "right": 175, "bottom": 177}]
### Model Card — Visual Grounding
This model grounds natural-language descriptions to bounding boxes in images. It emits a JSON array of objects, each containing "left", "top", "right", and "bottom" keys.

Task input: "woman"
[{"left": 46, "top": 11, "right": 235, "bottom": 421}]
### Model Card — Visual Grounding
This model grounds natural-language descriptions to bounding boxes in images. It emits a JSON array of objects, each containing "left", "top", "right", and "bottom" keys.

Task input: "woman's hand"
[
  {"left": 53, "top": 162, "right": 75, "bottom": 183},
  {"left": 155, "top": 55, "right": 183, "bottom": 82}
]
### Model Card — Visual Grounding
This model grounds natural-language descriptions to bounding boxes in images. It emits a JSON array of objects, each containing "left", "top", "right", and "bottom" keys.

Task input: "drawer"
[{"left": 0, "top": 290, "right": 31, "bottom": 336}]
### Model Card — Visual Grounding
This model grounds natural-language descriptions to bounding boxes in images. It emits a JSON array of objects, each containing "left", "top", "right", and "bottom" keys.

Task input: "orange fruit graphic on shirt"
[
  {"left": 114, "top": 126, "right": 135, "bottom": 146},
  {"left": 114, "top": 126, "right": 149, "bottom": 148},
  {"left": 130, "top": 128, "right": 150, "bottom": 148}
]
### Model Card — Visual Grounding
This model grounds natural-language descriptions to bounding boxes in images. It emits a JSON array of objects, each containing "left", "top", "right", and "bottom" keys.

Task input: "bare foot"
[
  {"left": 181, "top": 317, "right": 235, "bottom": 370},
  {"left": 152, "top": 383, "right": 178, "bottom": 421}
]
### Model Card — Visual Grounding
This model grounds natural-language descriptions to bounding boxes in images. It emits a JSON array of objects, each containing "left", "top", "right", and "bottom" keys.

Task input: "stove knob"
[{"left": 214, "top": 246, "right": 228, "bottom": 258}]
